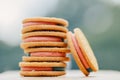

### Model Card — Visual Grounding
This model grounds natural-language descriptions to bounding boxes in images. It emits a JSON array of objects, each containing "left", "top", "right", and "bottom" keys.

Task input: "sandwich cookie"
[
  {"left": 67, "top": 28, "right": 99, "bottom": 76},
  {"left": 19, "top": 62, "right": 66, "bottom": 76}
]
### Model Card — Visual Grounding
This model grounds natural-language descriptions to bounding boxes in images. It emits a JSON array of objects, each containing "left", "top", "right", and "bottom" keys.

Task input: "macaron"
[
  {"left": 67, "top": 28, "right": 99, "bottom": 76},
  {"left": 19, "top": 62, "right": 66, "bottom": 76}
]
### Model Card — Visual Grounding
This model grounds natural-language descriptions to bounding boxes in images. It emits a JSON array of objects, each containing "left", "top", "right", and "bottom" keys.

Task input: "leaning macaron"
[{"left": 67, "top": 28, "right": 99, "bottom": 76}]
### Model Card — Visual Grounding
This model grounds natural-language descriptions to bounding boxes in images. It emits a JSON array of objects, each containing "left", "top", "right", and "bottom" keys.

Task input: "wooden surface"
[{"left": 0, "top": 70, "right": 120, "bottom": 80}]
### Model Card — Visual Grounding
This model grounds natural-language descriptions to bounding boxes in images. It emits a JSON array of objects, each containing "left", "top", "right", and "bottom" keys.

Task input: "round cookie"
[
  {"left": 19, "top": 62, "right": 66, "bottom": 67},
  {"left": 74, "top": 28, "right": 99, "bottom": 71},
  {"left": 23, "top": 47, "right": 70, "bottom": 53},
  {"left": 67, "top": 28, "right": 99, "bottom": 76},
  {"left": 22, "top": 17, "right": 68, "bottom": 27},
  {"left": 20, "top": 71, "right": 65, "bottom": 77},
  {"left": 67, "top": 32, "right": 89, "bottom": 76},
  {"left": 19, "top": 62, "right": 66, "bottom": 77},
  {"left": 22, "top": 25, "right": 68, "bottom": 34},
  {"left": 20, "top": 42, "right": 67, "bottom": 49},
  {"left": 22, "top": 56, "right": 70, "bottom": 62},
  {"left": 22, "top": 32, "right": 67, "bottom": 39}
]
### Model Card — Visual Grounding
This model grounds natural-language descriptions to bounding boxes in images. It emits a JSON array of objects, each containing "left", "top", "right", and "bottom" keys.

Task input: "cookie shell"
[
  {"left": 20, "top": 71, "right": 65, "bottom": 77},
  {"left": 22, "top": 56, "right": 70, "bottom": 62},
  {"left": 22, "top": 25, "right": 68, "bottom": 34},
  {"left": 23, "top": 17, "right": 68, "bottom": 27},
  {"left": 22, "top": 32, "right": 67, "bottom": 39},
  {"left": 23, "top": 47, "right": 70, "bottom": 53},
  {"left": 74, "top": 28, "right": 99, "bottom": 71},
  {"left": 67, "top": 32, "right": 89, "bottom": 76},
  {"left": 19, "top": 62, "right": 66, "bottom": 67},
  {"left": 20, "top": 42, "right": 67, "bottom": 49}
]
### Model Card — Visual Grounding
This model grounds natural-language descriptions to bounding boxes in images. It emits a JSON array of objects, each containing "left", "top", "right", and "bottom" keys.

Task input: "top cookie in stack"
[{"left": 19, "top": 17, "right": 70, "bottom": 77}]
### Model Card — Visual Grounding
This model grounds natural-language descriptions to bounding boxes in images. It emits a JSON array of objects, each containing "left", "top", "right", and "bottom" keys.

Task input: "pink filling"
[
  {"left": 30, "top": 52, "right": 65, "bottom": 57},
  {"left": 21, "top": 67, "right": 52, "bottom": 71},
  {"left": 23, "top": 36, "right": 62, "bottom": 42},
  {"left": 70, "top": 32, "right": 90, "bottom": 69},
  {"left": 23, "top": 21, "right": 56, "bottom": 27}
]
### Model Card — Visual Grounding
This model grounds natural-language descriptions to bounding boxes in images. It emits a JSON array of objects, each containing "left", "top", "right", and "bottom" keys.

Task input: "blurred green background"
[{"left": 0, "top": 0, "right": 120, "bottom": 72}]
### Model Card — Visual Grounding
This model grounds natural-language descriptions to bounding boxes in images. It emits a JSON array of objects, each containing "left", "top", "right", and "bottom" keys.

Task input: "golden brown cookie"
[
  {"left": 20, "top": 42, "right": 67, "bottom": 49},
  {"left": 74, "top": 28, "right": 99, "bottom": 71},
  {"left": 19, "top": 62, "right": 66, "bottom": 77},
  {"left": 22, "top": 56, "right": 70, "bottom": 62},
  {"left": 23, "top": 47, "right": 70, "bottom": 53},
  {"left": 67, "top": 32, "right": 89, "bottom": 76},
  {"left": 20, "top": 71, "right": 65, "bottom": 77},
  {"left": 19, "top": 62, "right": 66, "bottom": 67},
  {"left": 23, "top": 17, "right": 68, "bottom": 27},
  {"left": 67, "top": 28, "right": 99, "bottom": 76},
  {"left": 22, "top": 25, "right": 68, "bottom": 34},
  {"left": 22, "top": 32, "right": 67, "bottom": 39}
]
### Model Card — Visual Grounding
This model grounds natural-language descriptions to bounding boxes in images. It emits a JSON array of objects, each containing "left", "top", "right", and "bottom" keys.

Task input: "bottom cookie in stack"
[{"left": 19, "top": 62, "right": 66, "bottom": 76}]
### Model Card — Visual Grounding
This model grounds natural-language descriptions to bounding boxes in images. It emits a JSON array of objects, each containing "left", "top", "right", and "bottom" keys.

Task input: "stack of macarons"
[
  {"left": 19, "top": 17, "right": 70, "bottom": 76},
  {"left": 19, "top": 17, "right": 99, "bottom": 77}
]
